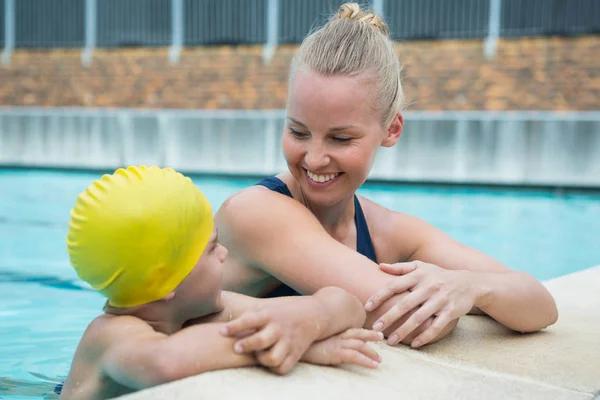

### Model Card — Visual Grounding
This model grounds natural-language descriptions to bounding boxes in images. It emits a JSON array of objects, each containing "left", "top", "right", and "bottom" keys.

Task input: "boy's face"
[{"left": 179, "top": 228, "right": 228, "bottom": 315}]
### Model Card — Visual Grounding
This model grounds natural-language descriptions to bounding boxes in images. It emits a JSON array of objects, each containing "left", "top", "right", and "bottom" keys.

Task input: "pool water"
[{"left": 1, "top": 168, "right": 599, "bottom": 398}]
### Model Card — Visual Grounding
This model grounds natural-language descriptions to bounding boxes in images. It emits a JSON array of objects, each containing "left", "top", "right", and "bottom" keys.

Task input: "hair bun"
[{"left": 334, "top": 2, "right": 389, "bottom": 36}]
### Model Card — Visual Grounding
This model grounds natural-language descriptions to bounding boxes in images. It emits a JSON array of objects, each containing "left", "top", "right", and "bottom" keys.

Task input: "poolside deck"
[{"left": 119, "top": 265, "right": 600, "bottom": 400}]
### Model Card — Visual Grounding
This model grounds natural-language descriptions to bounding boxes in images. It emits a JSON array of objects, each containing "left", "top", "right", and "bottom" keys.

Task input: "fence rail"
[
  {"left": 1, "top": 107, "right": 599, "bottom": 188},
  {"left": 1, "top": 0, "right": 599, "bottom": 51}
]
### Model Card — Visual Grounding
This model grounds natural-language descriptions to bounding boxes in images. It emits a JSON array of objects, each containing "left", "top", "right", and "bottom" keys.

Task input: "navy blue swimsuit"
[{"left": 257, "top": 176, "right": 377, "bottom": 298}]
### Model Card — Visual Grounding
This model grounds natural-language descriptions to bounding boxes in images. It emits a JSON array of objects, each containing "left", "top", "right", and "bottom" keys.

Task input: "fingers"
[
  {"left": 220, "top": 312, "right": 268, "bottom": 337},
  {"left": 256, "top": 340, "right": 289, "bottom": 369},
  {"left": 365, "top": 274, "right": 418, "bottom": 312},
  {"left": 339, "top": 341, "right": 380, "bottom": 369},
  {"left": 379, "top": 261, "right": 419, "bottom": 276},
  {"left": 386, "top": 297, "right": 443, "bottom": 345},
  {"left": 400, "top": 316, "right": 433, "bottom": 345},
  {"left": 371, "top": 287, "right": 431, "bottom": 332},
  {"left": 232, "top": 325, "right": 279, "bottom": 353},
  {"left": 271, "top": 354, "right": 299, "bottom": 375},
  {"left": 343, "top": 339, "right": 381, "bottom": 364},
  {"left": 341, "top": 328, "right": 384, "bottom": 342},
  {"left": 410, "top": 313, "right": 454, "bottom": 348},
  {"left": 258, "top": 342, "right": 300, "bottom": 376}
]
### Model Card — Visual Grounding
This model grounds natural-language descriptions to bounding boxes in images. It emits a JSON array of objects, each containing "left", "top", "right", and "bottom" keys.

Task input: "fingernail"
[
  {"left": 371, "top": 360, "right": 379, "bottom": 368},
  {"left": 234, "top": 343, "right": 243, "bottom": 353},
  {"left": 412, "top": 340, "right": 421, "bottom": 348},
  {"left": 365, "top": 301, "right": 373, "bottom": 311},
  {"left": 388, "top": 334, "right": 398, "bottom": 345},
  {"left": 373, "top": 321, "right": 383, "bottom": 331},
  {"left": 377, "top": 332, "right": 384, "bottom": 340},
  {"left": 219, "top": 326, "right": 228, "bottom": 335}
]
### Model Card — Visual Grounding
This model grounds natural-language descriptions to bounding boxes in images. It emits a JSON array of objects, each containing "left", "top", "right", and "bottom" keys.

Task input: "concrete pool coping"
[{"left": 119, "top": 265, "right": 600, "bottom": 400}]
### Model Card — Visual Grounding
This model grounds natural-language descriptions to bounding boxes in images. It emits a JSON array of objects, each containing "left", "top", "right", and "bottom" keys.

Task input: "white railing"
[{"left": 1, "top": 107, "right": 599, "bottom": 187}]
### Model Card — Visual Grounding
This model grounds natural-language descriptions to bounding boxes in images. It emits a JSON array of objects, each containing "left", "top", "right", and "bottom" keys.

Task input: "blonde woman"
[{"left": 216, "top": 3, "right": 558, "bottom": 349}]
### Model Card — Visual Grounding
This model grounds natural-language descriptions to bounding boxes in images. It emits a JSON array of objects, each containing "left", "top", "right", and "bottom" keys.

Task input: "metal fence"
[
  {"left": 185, "top": 0, "right": 267, "bottom": 45},
  {"left": 387, "top": 0, "right": 491, "bottom": 40},
  {"left": 14, "top": 0, "right": 84, "bottom": 48},
  {"left": 97, "top": 0, "right": 171, "bottom": 47},
  {"left": 1, "top": 0, "right": 599, "bottom": 50},
  {"left": 501, "top": 0, "right": 600, "bottom": 37}
]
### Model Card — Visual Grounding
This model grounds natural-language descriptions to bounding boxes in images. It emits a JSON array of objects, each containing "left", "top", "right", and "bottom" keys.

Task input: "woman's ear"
[{"left": 382, "top": 113, "right": 403, "bottom": 147}]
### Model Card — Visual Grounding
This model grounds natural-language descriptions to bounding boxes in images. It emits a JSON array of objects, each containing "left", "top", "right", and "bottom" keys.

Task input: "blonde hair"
[{"left": 291, "top": 2, "right": 404, "bottom": 128}]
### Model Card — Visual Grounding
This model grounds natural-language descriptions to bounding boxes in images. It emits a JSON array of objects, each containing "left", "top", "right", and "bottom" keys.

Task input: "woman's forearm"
[
  {"left": 470, "top": 270, "right": 558, "bottom": 332},
  {"left": 313, "top": 286, "right": 367, "bottom": 339}
]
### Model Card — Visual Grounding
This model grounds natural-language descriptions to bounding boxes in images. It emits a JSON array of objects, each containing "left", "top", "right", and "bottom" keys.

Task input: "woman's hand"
[{"left": 365, "top": 261, "right": 477, "bottom": 348}]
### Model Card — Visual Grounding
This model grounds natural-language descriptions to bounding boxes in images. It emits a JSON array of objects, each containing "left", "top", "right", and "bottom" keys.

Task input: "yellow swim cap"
[{"left": 66, "top": 165, "right": 213, "bottom": 308}]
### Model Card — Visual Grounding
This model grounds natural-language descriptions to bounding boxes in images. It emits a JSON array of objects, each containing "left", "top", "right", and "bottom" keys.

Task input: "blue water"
[{"left": 1, "top": 168, "right": 599, "bottom": 398}]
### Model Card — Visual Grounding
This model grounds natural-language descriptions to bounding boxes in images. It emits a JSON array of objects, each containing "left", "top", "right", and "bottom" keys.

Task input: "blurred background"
[
  {"left": 0, "top": 1, "right": 599, "bottom": 397},
  {"left": 0, "top": 0, "right": 598, "bottom": 184}
]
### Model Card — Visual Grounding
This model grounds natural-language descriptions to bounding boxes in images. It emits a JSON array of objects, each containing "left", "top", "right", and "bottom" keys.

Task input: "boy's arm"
[
  {"left": 187, "top": 291, "right": 264, "bottom": 325},
  {"left": 99, "top": 316, "right": 255, "bottom": 390},
  {"left": 218, "top": 286, "right": 367, "bottom": 374},
  {"left": 221, "top": 287, "right": 365, "bottom": 343}
]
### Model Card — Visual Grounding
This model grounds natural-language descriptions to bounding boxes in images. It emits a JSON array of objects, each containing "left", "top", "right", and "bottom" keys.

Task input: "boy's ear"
[
  {"left": 382, "top": 112, "right": 403, "bottom": 147},
  {"left": 162, "top": 291, "right": 176, "bottom": 302}
]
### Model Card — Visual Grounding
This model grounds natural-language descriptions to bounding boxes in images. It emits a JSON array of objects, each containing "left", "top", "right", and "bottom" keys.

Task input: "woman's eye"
[
  {"left": 333, "top": 137, "right": 352, "bottom": 143},
  {"left": 289, "top": 128, "right": 308, "bottom": 138}
]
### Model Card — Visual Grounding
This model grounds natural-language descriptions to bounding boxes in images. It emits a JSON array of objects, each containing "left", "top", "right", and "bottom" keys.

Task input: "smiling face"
[{"left": 282, "top": 69, "right": 402, "bottom": 207}]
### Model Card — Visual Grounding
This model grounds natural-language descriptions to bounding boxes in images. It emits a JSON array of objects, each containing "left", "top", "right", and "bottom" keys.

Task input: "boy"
[{"left": 59, "top": 165, "right": 382, "bottom": 400}]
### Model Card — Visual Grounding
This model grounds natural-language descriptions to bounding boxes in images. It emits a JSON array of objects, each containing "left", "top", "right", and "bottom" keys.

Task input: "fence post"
[
  {"left": 263, "top": 0, "right": 279, "bottom": 63},
  {"left": 484, "top": 0, "right": 502, "bottom": 59},
  {"left": 169, "top": 0, "right": 183, "bottom": 64},
  {"left": 2, "top": 0, "right": 15, "bottom": 65},
  {"left": 82, "top": 0, "right": 97, "bottom": 66},
  {"left": 373, "top": 0, "right": 384, "bottom": 19}
]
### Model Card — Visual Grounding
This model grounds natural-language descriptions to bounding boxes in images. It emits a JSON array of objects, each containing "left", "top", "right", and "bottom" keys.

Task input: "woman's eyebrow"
[{"left": 287, "top": 117, "right": 356, "bottom": 132}]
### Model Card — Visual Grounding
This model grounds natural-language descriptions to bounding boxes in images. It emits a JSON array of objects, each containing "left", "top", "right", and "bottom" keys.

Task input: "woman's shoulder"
[
  {"left": 356, "top": 195, "right": 429, "bottom": 263},
  {"left": 356, "top": 194, "right": 420, "bottom": 231},
  {"left": 215, "top": 182, "right": 323, "bottom": 243},
  {"left": 219, "top": 183, "right": 304, "bottom": 217}
]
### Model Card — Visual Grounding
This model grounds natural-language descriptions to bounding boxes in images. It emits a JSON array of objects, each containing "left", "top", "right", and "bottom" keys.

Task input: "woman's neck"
[{"left": 282, "top": 172, "right": 357, "bottom": 242}]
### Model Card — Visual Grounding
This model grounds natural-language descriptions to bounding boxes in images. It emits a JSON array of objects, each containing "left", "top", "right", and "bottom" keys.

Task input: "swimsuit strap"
[
  {"left": 354, "top": 195, "right": 377, "bottom": 263},
  {"left": 256, "top": 176, "right": 293, "bottom": 198}
]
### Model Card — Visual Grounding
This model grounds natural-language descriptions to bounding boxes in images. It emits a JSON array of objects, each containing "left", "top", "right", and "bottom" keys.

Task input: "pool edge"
[{"left": 116, "top": 265, "right": 600, "bottom": 400}]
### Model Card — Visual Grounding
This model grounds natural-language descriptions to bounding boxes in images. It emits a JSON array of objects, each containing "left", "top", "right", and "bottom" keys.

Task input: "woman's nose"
[{"left": 305, "top": 142, "right": 330, "bottom": 170}]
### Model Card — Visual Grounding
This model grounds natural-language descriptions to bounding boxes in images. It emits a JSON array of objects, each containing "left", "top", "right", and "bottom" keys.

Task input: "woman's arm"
[
  {"left": 401, "top": 214, "right": 559, "bottom": 332},
  {"left": 215, "top": 188, "right": 446, "bottom": 340},
  {"left": 196, "top": 287, "right": 366, "bottom": 337}
]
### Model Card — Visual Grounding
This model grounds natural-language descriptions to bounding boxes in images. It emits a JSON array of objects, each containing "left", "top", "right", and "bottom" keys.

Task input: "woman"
[{"left": 215, "top": 3, "right": 558, "bottom": 349}]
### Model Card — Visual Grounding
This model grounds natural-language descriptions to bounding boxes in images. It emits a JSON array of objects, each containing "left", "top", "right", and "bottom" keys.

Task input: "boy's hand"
[
  {"left": 301, "top": 328, "right": 383, "bottom": 369},
  {"left": 220, "top": 298, "right": 322, "bottom": 374}
]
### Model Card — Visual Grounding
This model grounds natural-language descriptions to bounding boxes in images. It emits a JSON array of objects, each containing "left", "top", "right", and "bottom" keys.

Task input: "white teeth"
[{"left": 307, "top": 171, "right": 339, "bottom": 183}]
